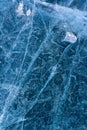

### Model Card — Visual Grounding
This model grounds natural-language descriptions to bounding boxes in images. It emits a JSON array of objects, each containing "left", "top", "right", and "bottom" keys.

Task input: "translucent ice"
[{"left": 0, "top": 0, "right": 87, "bottom": 130}]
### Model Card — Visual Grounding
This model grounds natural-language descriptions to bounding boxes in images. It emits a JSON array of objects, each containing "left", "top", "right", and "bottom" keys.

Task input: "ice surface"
[{"left": 0, "top": 0, "right": 87, "bottom": 130}]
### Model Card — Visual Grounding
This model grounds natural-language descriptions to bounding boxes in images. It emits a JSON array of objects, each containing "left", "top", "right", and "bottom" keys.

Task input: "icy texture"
[{"left": 0, "top": 0, "right": 87, "bottom": 130}]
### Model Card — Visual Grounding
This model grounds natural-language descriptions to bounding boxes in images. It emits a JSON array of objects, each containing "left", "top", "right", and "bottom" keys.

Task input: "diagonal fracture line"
[
  {"left": 26, "top": 65, "right": 57, "bottom": 112},
  {"left": 19, "top": 31, "right": 51, "bottom": 87},
  {"left": 54, "top": 44, "right": 80, "bottom": 126},
  {"left": 7, "top": 19, "right": 31, "bottom": 57},
  {"left": 14, "top": 0, "right": 37, "bottom": 85}
]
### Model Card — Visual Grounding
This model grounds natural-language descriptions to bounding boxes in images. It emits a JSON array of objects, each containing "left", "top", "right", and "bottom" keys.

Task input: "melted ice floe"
[{"left": 63, "top": 32, "right": 77, "bottom": 43}]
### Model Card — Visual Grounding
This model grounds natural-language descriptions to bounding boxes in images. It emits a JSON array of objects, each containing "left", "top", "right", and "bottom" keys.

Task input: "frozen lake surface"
[{"left": 0, "top": 0, "right": 87, "bottom": 130}]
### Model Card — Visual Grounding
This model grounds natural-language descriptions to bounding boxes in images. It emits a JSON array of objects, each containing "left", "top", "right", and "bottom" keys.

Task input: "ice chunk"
[
  {"left": 26, "top": 9, "right": 31, "bottom": 16},
  {"left": 63, "top": 32, "right": 77, "bottom": 43},
  {"left": 16, "top": 2, "right": 24, "bottom": 16}
]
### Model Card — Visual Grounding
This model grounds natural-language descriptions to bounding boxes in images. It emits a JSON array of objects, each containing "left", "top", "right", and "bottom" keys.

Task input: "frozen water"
[
  {"left": 16, "top": 2, "right": 24, "bottom": 16},
  {"left": 0, "top": 0, "right": 87, "bottom": 130},
  {"left": 63, "top": 32, "right": 77, "bottom": 43},
  {"left": 26, "top": 9, "right": 32, "bottom": 16}
]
